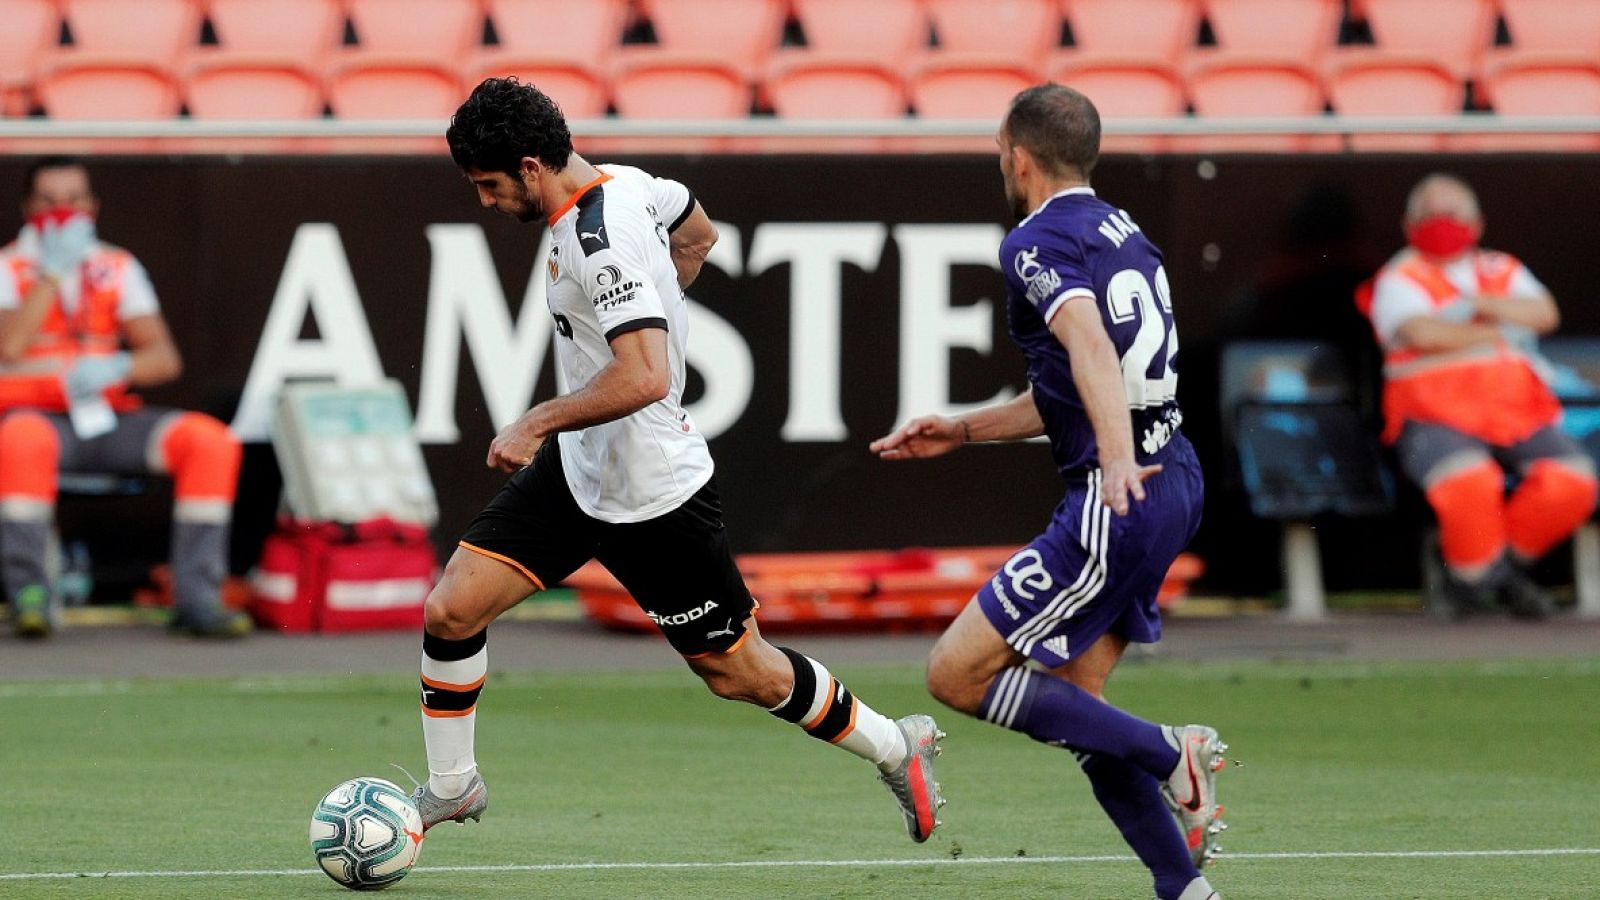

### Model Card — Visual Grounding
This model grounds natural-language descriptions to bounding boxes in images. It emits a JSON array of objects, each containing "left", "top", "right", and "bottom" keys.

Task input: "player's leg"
[
  {"left": 1398, "top": 422, "right": 1508, "bottom": 612},
  {"left": 106, "top": 409, "right": 250, "bottom": 636},
  {"left": 1500, "top": 426, "right": 1599, "bottom": 617},
  {"left": 0, "top": 411, "right": 62, "bottom": 637},
  {"left": 415, "top": 440, "right": 599, "bottom": 829},
  {"left": 598, "top": 477, "right": 945, "bottom": 841}
]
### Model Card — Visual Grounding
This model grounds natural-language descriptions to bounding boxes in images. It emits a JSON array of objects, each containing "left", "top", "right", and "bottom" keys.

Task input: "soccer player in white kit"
[{"left": 409, "top": 78, "right": 946, "bottom": 845}]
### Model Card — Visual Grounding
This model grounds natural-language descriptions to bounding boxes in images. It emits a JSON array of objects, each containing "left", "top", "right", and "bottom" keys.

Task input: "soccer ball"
[{"left": 309, "top": 777, "right": 425, "bottom": 890}]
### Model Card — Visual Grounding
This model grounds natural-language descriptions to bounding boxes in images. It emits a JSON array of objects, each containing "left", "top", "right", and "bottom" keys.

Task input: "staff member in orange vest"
[
  {"left": 0, "top": 158, "right": 250, "bottom": 638},
  {"left": 1366, "top": 173, "right": 1597, "bottom": 618}
]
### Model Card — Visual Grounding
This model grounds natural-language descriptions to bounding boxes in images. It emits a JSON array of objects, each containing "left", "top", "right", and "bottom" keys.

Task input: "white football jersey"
[{"left": 545, "top": 163, "right": 713, "bottom": 523}]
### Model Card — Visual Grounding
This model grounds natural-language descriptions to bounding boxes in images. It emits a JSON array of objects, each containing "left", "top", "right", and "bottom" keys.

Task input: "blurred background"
[{"left": 4, "top": 0, "right": 1600, "bottom": 624}]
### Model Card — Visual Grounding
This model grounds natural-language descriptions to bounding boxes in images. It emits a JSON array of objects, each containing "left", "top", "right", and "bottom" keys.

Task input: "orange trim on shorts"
[
  {"left": 458, "top": 541, "right": 545, "bottom": 591},
  {"left": 545, "top": 172, "right": 613, "bottom": 227},
  {"left": 804, "top": 677, "right": 838, "bottom": 731},
  {"left": 682, "top": 625, "right": 753, "bottom": 660},
  {"left": 829, "top": 698, "right": 860, "bottom": 745},
  {"left": 421, "top": 673, "right": 486, "bottom": 692},
  {"left": 421, "top": 705, "right": 477, "bottom": 718}
]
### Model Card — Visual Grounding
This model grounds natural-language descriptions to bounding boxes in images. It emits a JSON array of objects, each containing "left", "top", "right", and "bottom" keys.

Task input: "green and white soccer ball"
[{"left": 310, "top": 777, "right": 425, "bottom": 890}]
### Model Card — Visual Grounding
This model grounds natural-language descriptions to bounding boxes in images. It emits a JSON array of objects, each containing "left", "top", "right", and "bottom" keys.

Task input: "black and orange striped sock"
[
  {"left": 768, "top": 646, "right": 905, "bottom": 770},
  {"left": 420, "top": 629, "right": 487, "bottom": 799}
]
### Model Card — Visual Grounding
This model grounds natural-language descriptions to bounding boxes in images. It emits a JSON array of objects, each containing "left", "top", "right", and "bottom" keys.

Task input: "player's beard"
[
  {"left": 1004, "top": 178, "right": 1028, "bottom": 221},
  {"left": 513, "top": 179, "right": 542, "bottom": 223}
]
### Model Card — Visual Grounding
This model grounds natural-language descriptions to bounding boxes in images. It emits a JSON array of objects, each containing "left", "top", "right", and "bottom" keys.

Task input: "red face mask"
[{"left": 1406, "top": 215, "right": 1477, "bottom": 258}]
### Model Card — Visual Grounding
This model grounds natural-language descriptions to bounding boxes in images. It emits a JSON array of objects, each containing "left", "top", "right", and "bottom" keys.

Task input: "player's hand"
[
  {"left": 870, "top": 415, "right": 966, "bottom": 460},
  {"left": 486, "top": 413, "right": 545, "bottom": 472},
  {"left": 1099, "top": 458, "right": 1162, "bottom": 516},
  {"left": 36, "top": 211, "right": 97, "bottom": 281}
]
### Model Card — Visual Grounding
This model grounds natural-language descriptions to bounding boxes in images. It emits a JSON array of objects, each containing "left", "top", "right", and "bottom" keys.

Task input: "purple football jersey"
[{"left": 1000, "top": 186, "right": 1185, "bottom": 477}]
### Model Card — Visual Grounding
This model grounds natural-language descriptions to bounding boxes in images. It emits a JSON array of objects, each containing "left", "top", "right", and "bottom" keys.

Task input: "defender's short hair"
[
  {"left": 447, "top": 77, "right": 572, "bottom": 175},
  {"left": 1004, "top": 84, "right": 1101, "bottom": 179}
]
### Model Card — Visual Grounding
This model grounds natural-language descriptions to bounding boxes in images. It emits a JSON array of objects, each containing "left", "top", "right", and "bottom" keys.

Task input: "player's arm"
[
  {"left": 668, "top": 201, "right": 716, "bottom": 290},
  {"left": 870, "top": 390, "right": 1043, "bottom": 460},
  {"left": 1050, "top": 296, "right": 1160, "bottom": 516},
  {"left": 120, "top": 314, "right": 183, "bottom": 386}
]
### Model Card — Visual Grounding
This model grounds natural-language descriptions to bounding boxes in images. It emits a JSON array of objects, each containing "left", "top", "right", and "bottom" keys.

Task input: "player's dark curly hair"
[
  {"left": 446, "top": 77, "right": 572, "bottom": 175},
  {"left": 1004, "top": 84, "right": 1100, "bottom": 180}
]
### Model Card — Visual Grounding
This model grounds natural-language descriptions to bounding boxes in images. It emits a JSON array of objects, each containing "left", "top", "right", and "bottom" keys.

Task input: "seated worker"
[
  {"left": 0, "top": 157, "right": 251, "bottom": 638},
  {"left": 1363, "top": 173, "right": 1598, "bottom": 618}
]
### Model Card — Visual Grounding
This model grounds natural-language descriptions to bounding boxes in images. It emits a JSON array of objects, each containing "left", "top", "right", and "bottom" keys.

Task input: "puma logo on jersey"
[
  {"left": 581, "top": 228, "right": 604, "bottom": 242},
  {"left": 705, "top": 618, "right": 736, "bottom": 640}
]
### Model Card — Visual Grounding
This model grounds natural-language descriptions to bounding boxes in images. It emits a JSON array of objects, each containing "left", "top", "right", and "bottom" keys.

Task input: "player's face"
[
  {"left": 996, "top": 129, "right": 1027, "bottom": 221},
  {"left": 24, "top": 166, "right": 97, "bottom": 218},
  {"left": 465, "top": 167, "right": 542, "bottom": 223}
]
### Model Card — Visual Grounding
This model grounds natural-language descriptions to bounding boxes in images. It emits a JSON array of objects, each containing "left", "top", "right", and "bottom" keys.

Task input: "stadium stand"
[
  {"left": 791, "top": 0, "right": 929, "bottom": 65},
  {"left": 636, "top": 0, "right": 789, "bottom": 70},
  {"left": 467, "top": 56, "right": 610, "bottom": 119},
  {"left": 1356, "top": 0, "right": 1498, "bottom": 74},
  {"left": 344, "top": 0, "right": 484, "bottom": 58},
  {"left": 1202, "top": 0, "right": 1342, "bottom": 60},
  {"left": 925, "top": 0, "right": 1061, "bottom": 67},
  {"left": 1047, "top": 55, "right": 1186, "bottom": 152},
  {"left": 1183, "top": 55, "right": 1333, "bottom": 152},
  {"left": 325, "top": 55, "right": 461, "bottom": 119},
  {"left": 1326, "top": 53, "right": 1467, "bottom": 151},
  {"left": 59, "top": 0, "right": 203, "bottom": 60},
  {"left": 205, "top": 0, "right": 346, "bottom": 56},
  {"left": 610, "top": 52, "right": 752, "bottom": 119},
  {"left": 909, "top": 53, "right": 1040, "bottom": 119},
  {"left": 35, "top": 57, "right": 184, "bottom": 120},
  {"left": 1497, "top": 0, "right": 1600, "bottom": 53},
  {"left": 1473, "top": 53, "right": 1600, "bottom": 150},
  {"left": 185, "top": 55, "right": 325, "bottom": 119},
  {"left": 486, "top": 0, "right": 630, "bottom": 63},
  {"left": 765, "top": 54, "right": 907, "bottom": 119},
  {"left": 0, "top": 0, "right": 56, "bottom": 116},
  {"left": 1060, "top": 0, "right": 1200, "bottom": 63}
]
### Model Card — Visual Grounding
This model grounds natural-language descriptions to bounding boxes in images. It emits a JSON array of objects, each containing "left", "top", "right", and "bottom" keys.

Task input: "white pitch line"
[{"left": 3, "top": 848, "right": 1597, "bottom": 881}]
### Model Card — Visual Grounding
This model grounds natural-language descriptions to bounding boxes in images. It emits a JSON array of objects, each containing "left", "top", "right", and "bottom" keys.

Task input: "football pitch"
[{"left": 2, "top": 657, "right": 1597, "bottom": 898}]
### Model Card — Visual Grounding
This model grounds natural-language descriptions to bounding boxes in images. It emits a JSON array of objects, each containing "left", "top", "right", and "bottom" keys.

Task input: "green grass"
[{"left": 3, "top": 658, "right": 1598, "bottom": 898}]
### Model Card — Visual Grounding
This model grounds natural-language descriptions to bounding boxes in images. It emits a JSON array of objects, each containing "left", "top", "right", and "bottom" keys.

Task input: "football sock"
[
  {"left": 1176, "top": 876, "right": 1219, "bottom": 900},
  {"left": 980, "top": 666, "right": 1181, "bottom": 777},
  {"left": 1076, "top": 750, "right": 1202, "bottom": 900},
  {"left": 768, "top": 646, "right": 906, "bottom": 771},
  {"left": 420, "top": 629, "right": 487, "bottom": 799}
]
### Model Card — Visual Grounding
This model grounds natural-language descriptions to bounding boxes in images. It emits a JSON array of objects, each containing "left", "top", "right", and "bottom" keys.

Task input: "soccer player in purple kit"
[{"left": 871, "top": 84, "right": 1226, "bottom": 900}]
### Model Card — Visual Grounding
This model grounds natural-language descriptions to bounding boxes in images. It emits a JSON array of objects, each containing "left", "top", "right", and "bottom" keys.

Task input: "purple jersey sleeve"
[{"left": 1002, "top": 234, "right": 1097, "bottom": 325}]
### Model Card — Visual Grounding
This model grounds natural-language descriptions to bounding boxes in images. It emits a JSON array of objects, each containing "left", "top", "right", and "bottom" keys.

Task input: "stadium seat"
[
  {"left": 60, "top": 0, "right": 202, "bottom": 61},
  {"left": 1326, "top": 54, "right": 1466, "bottom": 151},
  {"left": 1202, "top": 0, "right": 1341, "bottom": 61},
  {"left": 1473, "top": 52, "right": 1600, "bottom": 150},
  {"left": 1359, "top": 0, "right": 1496, "bottom": 73},
  {"left": 765, "top": 54, "right": 907, "bottom": 119},
  {"left": 1047, "top": 55, "right": 1186, "bottom": 152},
  {"left": 1499, "top": 0, "right": 1600, "bottom": 53},
  {"left": 1059, "top": 0, "right": 1200, "bottom": 63},
  {"left": 611, "top": 52, "right": 752, "bottom": 119},
  {"left": 0, "top": 0, "right": 57, "bottom": 115},
  {"left": 346, "top": 0, "right": 485, "bottom": 57},
  {"left": 636, "top": 0, "right": 788, "bottom": 70},
  {"left": 1184, "top": 55, "right": 1332, "bottom": 151},
  {"left": 486, "top": 0, "right": 629, "bottom": 64},
  {"left": 36, "top": 57, "right": 183, "bottom": 119},
  {"left": 205, "top": 0, "right": 346, "bottom": 57},
  {"left": 326, "top": 56, "right": 462, "bottom": 119},
  {"left": 466, "top": 55, "right": 609, "bottom": 119},
  {"left": 909, "top": 53, "right": 1040, "bottom": 119},
  {"left": 186, "top": 55, "right": 325, "bottom": 119},
  {"left": 925, "top": 0, "right": 1062, "bottom": 66},
  {"left": 792, "top": 0, "right": 928, "bottom": 65}
]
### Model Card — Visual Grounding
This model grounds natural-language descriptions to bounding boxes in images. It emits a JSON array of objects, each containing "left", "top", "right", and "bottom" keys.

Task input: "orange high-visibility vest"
[
  {"left": 1374, "top": 250, "right": 1559, "bottom": 445},
  {"left": 0, "top": 244, "right": 142, "bottom": 413}
]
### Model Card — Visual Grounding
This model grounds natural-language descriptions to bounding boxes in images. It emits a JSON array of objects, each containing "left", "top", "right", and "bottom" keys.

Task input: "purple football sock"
[
  {"left": 1077, "top": 750, "right": 1201, "bottom": 900},
  {"left": 979, "top": 665, "right": 1181, "bottom": 777}
]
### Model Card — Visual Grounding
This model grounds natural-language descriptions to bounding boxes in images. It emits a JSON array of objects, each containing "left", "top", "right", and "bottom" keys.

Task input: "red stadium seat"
[
  {"left": 1326, "top": 53, "right": 1465, "bottom": 151},
  {"left": 792, "top": 0, "right": 928, "bottom": 65},
  {"left": 925, "top": 0, "right": 1062, "bottom": 66},
  {"left": 1360, "top": 0, "right": 1496, "bottom": 73},
  {"left": 466, "top": 55, "right": 609, "bottom": 119},
  {"left": 765, "top": 54, "right": 906, "bottom": 119},
  {"left": 346, "top": 0, "right": 484, "bottom": 57},
  {"left": 206, "top": 0, "right": 346, "bottom": 56},
  {"left": 36, "top": 57, "right": 183, "bottom": 119},
  {"left": 611, "top": 52, "right": 752, "bottom": 119},
  {"left": 0, "top": 0, "right": 57, "bottom": 115},
  {"left": 1048, "top": 55, "right": 1186, "bottom": 152},
  {"left": 1185, "top": 54, "right": 1331, "bottom": 151},
  {"left": 186, "top": 54, "right": 325, "bottom": 119},
  {"left": 1499, "top": 0, "right": 1600, "bottom": 53},
  {"left": 909, "top": 53, "right": 1040, "bottom": 119},
  {"left": 59, "top": 0, "right": 202, "bottom": 61},
  {"left": 1060, "top": 0, "right": 1200, "bottom": 63},
  {"left": 326, "top": 55, "right": 462, "bottom": 119},
  {"left": 1202, "top": 0, "right": 1341, "bottom": 60},
  {"left": 1474, "top": 52, "right": 1600, "bottom": 150},
  {"left": 636, "top": 0, "right": 788, "bottom": 70},
  {"left": 486, "top": 0, "right": 629, "bottom": 63}
]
